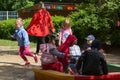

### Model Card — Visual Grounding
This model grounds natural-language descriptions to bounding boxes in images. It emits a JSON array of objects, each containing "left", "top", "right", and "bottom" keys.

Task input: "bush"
[
  {"left": 0, "top": 16, "right": 65, "bottom": 41},
  {"left": 69, "top": 1, "right": 120, "bottom": 46},
  {"left": 0, "top": 19, "right": 15, "bottom": 39},
  {"left": 52, "top": 16, "right": 65, "bottom": 33}
]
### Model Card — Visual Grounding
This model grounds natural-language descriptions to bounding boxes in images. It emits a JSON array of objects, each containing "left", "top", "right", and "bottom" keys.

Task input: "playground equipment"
[{"left": 33, "top": 63, "right": 120, "bottom": 80}]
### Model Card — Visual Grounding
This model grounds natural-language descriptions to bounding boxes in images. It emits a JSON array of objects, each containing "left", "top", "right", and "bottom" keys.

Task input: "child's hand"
[
  {"left": 86, "top": 47, "right": 91, "bottom": 51},
  {"left": 50, "top": 29, "right": 55, "bottom": 33},
  {"left": 68, "top": 54, "right": 72, "bottom": 58},
  {"left": 99, "top": 49, "right": 106, "bottom": 55},
  {"left": 10, "top": 35, "right": 14, "bottom": 38}
]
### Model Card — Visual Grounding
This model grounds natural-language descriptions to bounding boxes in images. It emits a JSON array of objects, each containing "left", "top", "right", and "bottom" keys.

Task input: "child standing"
[
  {"left": 11, "top": 18, "right": 38, "bottom": 66},
  {"left": 59, "top": 18, "right": 72, "bottom": 46}
]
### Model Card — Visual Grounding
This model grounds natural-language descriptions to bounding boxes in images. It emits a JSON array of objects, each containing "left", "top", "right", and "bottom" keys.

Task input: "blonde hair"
[
  {"left": 62, "top": 18, "right": 71, "bottom": 28},
  {"left": 16, "top": 18, "right": 24, "bottom": 25}
]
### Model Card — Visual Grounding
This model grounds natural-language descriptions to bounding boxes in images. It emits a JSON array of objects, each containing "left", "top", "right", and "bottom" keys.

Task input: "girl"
[
  {"left": 11, "top": 18, "right": 38, "bottom": 66},
  {"left": 40, "top": 34, "right": 65, "bottom": 72},
  {"left": 59, "top": 19, "right": 72, "bottom": 46}
]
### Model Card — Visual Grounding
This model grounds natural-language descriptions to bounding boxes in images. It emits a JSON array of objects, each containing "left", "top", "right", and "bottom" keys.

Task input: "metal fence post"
[{"left": 6, "top": 11, "right": 8, "bottom": 20}]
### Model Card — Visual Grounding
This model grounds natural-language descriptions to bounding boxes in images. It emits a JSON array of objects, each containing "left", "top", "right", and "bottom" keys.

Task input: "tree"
[
  {"left": 0, "top": 0, "right": 16, "bottom": 10},
  {"left": 69, "top": 0, "right": 120, "bottom": 46},
  {"left": 0, "top": 0, "right": 34, "bottom": 11},
  {"left": 12, "top": 0, "right": 34, "bottom": 10}
]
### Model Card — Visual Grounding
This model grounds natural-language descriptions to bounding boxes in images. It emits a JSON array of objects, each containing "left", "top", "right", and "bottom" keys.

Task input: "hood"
[
  {"left": 58, "top": 35, "right": 77, "bottom": 52},
  {"left": 64, "top": 35, "right": 77, "bottom": 46},
  {"left": 91, "top": 39, "right": 101, "bottom": 49}
]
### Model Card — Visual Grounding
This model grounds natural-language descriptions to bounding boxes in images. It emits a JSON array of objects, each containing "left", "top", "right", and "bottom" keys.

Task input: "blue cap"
[{"left": 85, "top": 35, "right": 95, "bottom": 40}]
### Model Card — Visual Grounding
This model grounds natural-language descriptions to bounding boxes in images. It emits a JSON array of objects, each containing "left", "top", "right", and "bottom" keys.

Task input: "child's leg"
[
  {"left": 23, "top": 45, "right": 34, "bottom": 57},
  {"left": 62, "top": 63, "right": 68, "bottom": 73},
  {"left": 19, "top": 46, "right": 28, "bottom": 62},
  {"left": 23, "top": 45, "right": 38, "bottom": 63}
]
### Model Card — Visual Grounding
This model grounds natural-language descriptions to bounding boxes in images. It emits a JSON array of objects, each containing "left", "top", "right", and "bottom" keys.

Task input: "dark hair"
[
  {"left": 91, "top": 40, "right": 101, "bottom": 50},
  {"left": 45, "top": 34, "right": 56, "bottom": 44}
]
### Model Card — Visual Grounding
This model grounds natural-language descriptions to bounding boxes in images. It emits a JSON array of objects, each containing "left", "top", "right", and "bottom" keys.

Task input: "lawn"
[{"left": 0, "top": 39, "right": 36, "bottom": 48}]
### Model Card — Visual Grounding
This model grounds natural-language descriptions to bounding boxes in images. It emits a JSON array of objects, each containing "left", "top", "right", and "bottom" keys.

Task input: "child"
[
  {"left": 59, "top": 18, "right": 72, "bottom": 46},
  {"left": 83, "top": 34, "right": 105, "bottom": 55},
  {"left": 40, "top": 34, "right": 65, "bottom": 72},
  {"left": 58, "top": 35, "right": 77, "bottom": 73},
  {"left": 69, "top": 41, "right": 82, "bottom": 74},
  {"left": 11, "top": 18, "right": 38, "bottom": 66},
  {"left": 76, "top": 40, "right": 108, "bottom": 75}
]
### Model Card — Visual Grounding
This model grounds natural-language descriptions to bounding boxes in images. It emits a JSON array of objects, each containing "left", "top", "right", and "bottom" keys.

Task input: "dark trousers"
[{"left": 35, "top": 37, "right": 45, "bottom": 54}]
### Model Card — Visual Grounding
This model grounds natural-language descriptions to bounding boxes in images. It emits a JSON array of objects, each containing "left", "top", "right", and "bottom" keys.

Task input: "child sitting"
[
  {"left": 76, "top": 40, "right": 108, "bottom": 75},
  {"left": 69, "top": 41, "right": 81, "bottom": 74},
  {"left": 40, "top": 34, "right": 65, "bottom": 72},
  {"left": 58, "top": 35, "right": 77, "bottom": 73}
]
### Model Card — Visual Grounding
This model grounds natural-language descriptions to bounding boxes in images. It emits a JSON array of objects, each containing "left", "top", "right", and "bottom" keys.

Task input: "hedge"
[{"left": 0, "top": 16, "right": 65, "bottom": 42}]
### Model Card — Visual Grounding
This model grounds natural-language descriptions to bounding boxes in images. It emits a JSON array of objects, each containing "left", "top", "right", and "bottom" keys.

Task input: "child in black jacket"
[{"left": 76, "top": 40, "right": 108, "bottom": 75}]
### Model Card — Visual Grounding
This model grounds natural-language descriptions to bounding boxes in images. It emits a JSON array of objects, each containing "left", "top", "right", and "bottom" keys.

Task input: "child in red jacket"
[{"left": 58, "top": 35, "right": 77, "bottom": 73}]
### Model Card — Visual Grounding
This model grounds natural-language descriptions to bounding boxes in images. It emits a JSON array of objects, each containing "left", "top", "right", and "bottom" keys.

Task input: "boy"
[{"left": 76, "top": 35, "right": 108, "bottom": 75}]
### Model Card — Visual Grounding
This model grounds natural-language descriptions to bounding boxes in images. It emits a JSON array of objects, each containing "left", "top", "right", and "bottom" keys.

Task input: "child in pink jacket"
[{"left": 59, "top": 19, "right": 72, "bottom": 46}]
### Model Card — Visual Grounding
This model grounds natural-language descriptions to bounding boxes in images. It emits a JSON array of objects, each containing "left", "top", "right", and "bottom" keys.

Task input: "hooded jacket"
[
  {"left": 76, "top": 40, "right": 108, "bottom": 75},
  {"left": 58, "top": 35, "right": 77, "bottom": 66},
  {"left": 26, "top": 8, "right": 55, "bottom": 37}
]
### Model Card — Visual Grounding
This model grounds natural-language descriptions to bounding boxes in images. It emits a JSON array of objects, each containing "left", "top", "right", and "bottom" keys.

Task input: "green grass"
[{"left": 0, "top": 39, "right": 36, "bottom": 48}]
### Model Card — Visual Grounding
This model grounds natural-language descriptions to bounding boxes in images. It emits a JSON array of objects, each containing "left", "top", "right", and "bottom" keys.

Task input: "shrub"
[
  {"left": 0, "top": 19, "right": 15, "bottom": 39},
  {"left": 69, "top": 1, "right": 120, "bottom": 46},
  {"left": 0, "top": 16, "right": 65, "bottom": 42}
]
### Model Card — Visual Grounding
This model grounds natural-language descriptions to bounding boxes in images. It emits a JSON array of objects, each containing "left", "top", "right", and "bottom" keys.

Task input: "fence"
[{"left": 0, "top": 11, "right": 18, "bottom": 20}]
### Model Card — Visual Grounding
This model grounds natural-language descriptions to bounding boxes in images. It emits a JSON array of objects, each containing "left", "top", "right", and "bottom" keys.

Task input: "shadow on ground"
[
  {"left": 0, "top": 50, "right": 18, "bottom": 55},
  {"left": 0, "top": 62, "right": 35, "bottom": 80}
]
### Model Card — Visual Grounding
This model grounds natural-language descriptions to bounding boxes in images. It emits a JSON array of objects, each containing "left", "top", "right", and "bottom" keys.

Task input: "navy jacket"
[{"left": 76, "top": 48, "right": 108, "bottom": 75}]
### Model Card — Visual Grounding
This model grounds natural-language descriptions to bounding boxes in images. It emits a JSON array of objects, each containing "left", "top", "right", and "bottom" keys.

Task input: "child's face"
[
  {"left": 15, "top": 19, "right": 23, "bottom": 29},
  {"left": 87, "top": 40, "right": 93, "bottom": 44}
]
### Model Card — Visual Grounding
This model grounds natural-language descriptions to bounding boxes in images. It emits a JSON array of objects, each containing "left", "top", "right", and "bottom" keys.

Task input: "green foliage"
[
  {"left": 0, "top": 39, "right": 36, "bottom": 47},
  {"left": 0, "top": 16, "right": 65, "bottom": 42},
  {"left": 0, "top": 0, "right": 16, "bottom": 10},
  {"left": 0, "top": 0, "right": 34, "bottom": 10},
  {"left": 12, "top": 0, "right": 34, "bottom": 10},
  {"left": 69, "top": 0, "right": 120, "bottom": 46},
  {"left": 52, "top": 16, "right": 65, "bottom": 33},
  {"left": 0, "top": 18, "right": 32, "bottom": 40},
  {"left": 0, "top": 19, "right": 15, "bottom": 39}
]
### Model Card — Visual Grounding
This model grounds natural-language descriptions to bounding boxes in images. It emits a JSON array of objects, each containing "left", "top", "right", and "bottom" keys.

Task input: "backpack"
[{"left": 40, "top": 43, "right": 57, "bottom": 64}]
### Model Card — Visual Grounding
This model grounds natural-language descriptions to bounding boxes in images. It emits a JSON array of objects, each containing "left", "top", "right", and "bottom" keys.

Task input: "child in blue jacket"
[{"left": 11, "top": 18, "right": 38, "bottom": 66}]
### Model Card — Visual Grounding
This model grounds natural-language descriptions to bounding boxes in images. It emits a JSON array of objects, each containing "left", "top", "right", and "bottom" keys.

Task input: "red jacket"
[
  {"left": 26, "top": 8, "right": 55, "bottom": 37},
  {"left": 58, "top": 35, "right": 77, "bottom": 66}
]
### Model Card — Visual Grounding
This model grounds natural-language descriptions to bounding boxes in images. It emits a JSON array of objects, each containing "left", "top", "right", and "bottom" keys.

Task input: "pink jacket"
[{"left": 59, "top": 28, "right": 72, "bottom": 45}]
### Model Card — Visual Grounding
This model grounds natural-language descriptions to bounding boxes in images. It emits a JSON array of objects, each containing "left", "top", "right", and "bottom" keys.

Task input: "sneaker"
[
  {"left": 24, "top": 62, "right": 30, "bottom": 66},
  {"left": 34, "top": 55, "right": 38, "bottom": 63}
]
